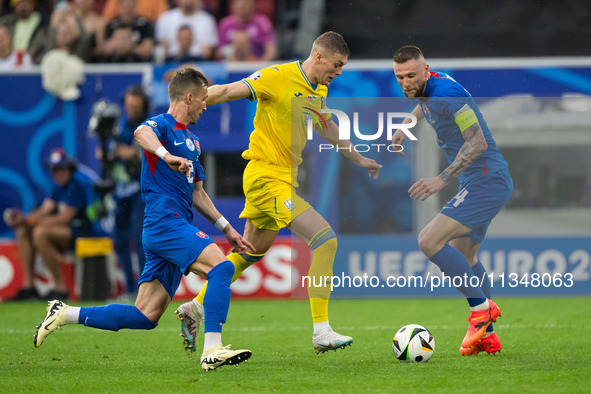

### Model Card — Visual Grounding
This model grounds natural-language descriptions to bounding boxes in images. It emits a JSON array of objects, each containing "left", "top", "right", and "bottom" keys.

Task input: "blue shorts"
[
  {"left": 139, "top": 207, "right": 214, "bottom": 299},
  {"left": 441, "top": 167, "right": 513, "bottom": 243}
]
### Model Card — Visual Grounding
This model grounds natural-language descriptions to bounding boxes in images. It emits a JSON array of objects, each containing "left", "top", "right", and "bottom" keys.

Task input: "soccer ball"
[{"left": 392, "top": 324, "right": 435, "bottom": 363}]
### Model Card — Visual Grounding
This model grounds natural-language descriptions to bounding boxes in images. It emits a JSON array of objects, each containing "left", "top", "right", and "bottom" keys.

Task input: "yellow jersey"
[{"left": 241, "top": 61, "right": 331, "bottom": 170}]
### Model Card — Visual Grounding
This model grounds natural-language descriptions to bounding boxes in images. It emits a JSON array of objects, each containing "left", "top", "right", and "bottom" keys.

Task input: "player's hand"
[
  {"left": 391, "top": 129, "right": 407, "bottom": 156},
  {"left": 223, "top": 225, "right": 256, "bottom": 254},
  {"left": 165, "top": 154, "right": 191, "bottom": 177},
  {"left": 2, "top": 208, "right": 25, "bottom": 227},
  {"left": 408, "top": 177, "right": 446, "bottom": 201},
  {"left": 358, "top": 157, "right": 382, "bottom": 180}
]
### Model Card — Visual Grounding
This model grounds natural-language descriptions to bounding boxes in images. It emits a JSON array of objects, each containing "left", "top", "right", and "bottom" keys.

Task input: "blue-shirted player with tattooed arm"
[
  {"left": 392, "top": 45, "right": 513, "bottom": 355},
  {"left": 34, "top": 68, "right": 255, "bottom": 371}
]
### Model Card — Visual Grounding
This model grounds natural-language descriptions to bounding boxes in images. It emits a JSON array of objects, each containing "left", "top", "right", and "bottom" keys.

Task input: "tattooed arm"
[
  {"left": 438, "top": 117, "right": 488, "bottom": 183},
  {"left": 408, "top": 104, "right": 488, "bottom": 201}
]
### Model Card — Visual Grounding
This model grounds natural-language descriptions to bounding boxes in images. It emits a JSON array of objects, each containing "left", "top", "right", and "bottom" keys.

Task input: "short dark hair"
[
  {"left": 124, "top": 85, "right": 150, "bottom": 119},
  {"left": 314, "top": 31, "right": 350, "bottom": 56},
  {"left": 168, "top": 67, "right": 208, "bottom": 102},
  {"left": 393, "top": 45, "right": 424, "bottom": 63}
]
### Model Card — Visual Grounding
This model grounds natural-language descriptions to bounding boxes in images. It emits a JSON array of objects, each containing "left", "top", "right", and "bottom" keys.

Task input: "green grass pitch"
[{"left": 1, "top": 298, "right": 590, "bottom": 393}]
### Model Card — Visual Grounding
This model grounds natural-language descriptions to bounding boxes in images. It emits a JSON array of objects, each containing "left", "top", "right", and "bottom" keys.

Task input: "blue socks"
[
  {"left": 77, "top": 260, "right": 234, "bottom": 335},
  {"left": 79, "top": 304, "right": 157, "bottom": 331},
  {"left": 429, "top": 244, "right": 486, "bottom": 304},
  {"left": 203, "top": 260, "right": 235, "bottom": 333},
  {"left": 471, "top": 260, "right": 494, "bottom": 333}
]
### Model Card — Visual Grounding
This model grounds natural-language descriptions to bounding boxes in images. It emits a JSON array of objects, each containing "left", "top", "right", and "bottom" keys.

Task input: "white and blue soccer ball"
[{"left": 392, "top": 324, "right": 435, "bottom": 363}]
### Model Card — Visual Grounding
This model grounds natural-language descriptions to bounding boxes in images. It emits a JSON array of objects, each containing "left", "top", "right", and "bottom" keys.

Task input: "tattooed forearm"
[{"left": 438, "top": 124, "right": 488, "bottom": 183}]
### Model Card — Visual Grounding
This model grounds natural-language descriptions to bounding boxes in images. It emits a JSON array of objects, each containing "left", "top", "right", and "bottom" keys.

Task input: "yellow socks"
[{"left": 195, "top": 252, "right": 264, "bottom": 304}]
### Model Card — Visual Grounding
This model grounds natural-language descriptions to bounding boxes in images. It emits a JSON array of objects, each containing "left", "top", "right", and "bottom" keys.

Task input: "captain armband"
[{"left": 454, "top": 105, "right": 478, "bottom": 132}]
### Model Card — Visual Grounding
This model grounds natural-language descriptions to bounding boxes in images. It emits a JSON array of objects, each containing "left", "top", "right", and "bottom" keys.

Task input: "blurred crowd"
[{"left": 0, "top": 0, "right": 278, "bottom": 70}]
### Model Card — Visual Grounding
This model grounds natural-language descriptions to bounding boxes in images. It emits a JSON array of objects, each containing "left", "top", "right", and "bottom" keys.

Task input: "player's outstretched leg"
[
  {"left": 178, "top": 252, "right": 261, "bottom": 353},
  {"left": 461, "top": 299, "right": 501, "bottom": 349},
  {"left": 306, "top": 226, "right": 353, "bottom": 354},
  {"left": 199, "top": 260, "right": 251, "bottom": 371},
  {"left": 34, "top": 300, "right": 70, "bottom": 347}
]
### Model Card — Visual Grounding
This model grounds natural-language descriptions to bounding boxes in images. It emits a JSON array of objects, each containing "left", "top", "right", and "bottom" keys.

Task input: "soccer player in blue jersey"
[
  {"left": 392, "top": 45, "right": 513, "bottom": 355},
  {"left": 34, "top": 68, "right": 254, "bottom": 371}
]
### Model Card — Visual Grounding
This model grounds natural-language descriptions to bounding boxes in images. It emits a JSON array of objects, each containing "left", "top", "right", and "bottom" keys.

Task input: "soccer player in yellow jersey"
[{"left": 176, "top": 31, "right": 382, "bottom": 354}]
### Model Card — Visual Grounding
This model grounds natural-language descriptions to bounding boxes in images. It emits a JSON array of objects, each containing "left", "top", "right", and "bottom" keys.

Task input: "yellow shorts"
[{"left": 240, "top": 160, "right": 311, "bottom": 231}]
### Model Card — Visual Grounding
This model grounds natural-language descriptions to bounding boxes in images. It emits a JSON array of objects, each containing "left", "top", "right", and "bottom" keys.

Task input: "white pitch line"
[{"left": 1, "top": 323, "right": 589, "bottom": 335}]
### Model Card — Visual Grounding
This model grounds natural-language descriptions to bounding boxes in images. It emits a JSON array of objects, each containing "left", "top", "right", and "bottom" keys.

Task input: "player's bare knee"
[{"left": 417, "top": 232, "right": 441, "bottom": 258}]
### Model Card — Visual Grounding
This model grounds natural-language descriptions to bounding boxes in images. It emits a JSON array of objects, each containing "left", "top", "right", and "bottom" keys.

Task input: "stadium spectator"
[
  {"left": 225, "top": 29, "right": 258, "bottom": 61},
  {"left": 3, "top": 149, "right": 99, "bottom": 301},
  {"left": 165, "top": 24, "right": 205, "bottom": 62},
  {"left": 175, "top": 32, "right": 381, "bottom": 355},
  {"left": 0, "top": 24, "right": 32, "bottom": 68},
  {"left": 392, "top": 45, "right": 512, "bottom": 355},
  {"left": 98, "top": 25, "right": 143, "bottom": 63},
  {"left": 155, "top": 0, "right": 217, "bottom": 60},
  {"left": 202, "top": 0, "right": 277, "bottom": 23},
  {"left": 34, "top": 68, "right": 254, "bottom": 372},
  {"left": 41, "top": 16, "right": 85, "bottom": 100},
  {"left": 101, "top": 0, "right": 154, "bottom": 62},
  {"left": 217, "top": 0, "right": 276, "bottom": 61},
  {"left": 0, "top": 0, "right": 47, "bottom": 64},
  {"left": 101, "top": 0, "right": 168, "bottom": 23},
  {"left": 51, "top": 0, "right": 104, "bottom": 61},
  {"left": 109, "top": 85, "right": 148, "bottom": 299}
]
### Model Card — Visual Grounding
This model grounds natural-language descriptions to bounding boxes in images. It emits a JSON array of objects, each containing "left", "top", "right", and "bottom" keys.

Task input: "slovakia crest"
[
  {"left": 186, "top": 138, "right": 195, "bottom": 151},
  {"left": 196, "top": 231, "right": 209, "bottom": 239}
]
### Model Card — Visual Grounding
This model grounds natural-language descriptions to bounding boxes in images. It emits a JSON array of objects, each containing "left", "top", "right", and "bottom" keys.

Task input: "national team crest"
[
  {"left": 196, "top": 231, "right": 209, "bottom": 239},
  {"left": 283, "top": 198, "right": 295, "bottom": 211},
  {"left": 247, "top": 71, "right": 261, "bottom": 81},
  {"left": 186, "top": 138, "right": 195, "bottom": 151}
]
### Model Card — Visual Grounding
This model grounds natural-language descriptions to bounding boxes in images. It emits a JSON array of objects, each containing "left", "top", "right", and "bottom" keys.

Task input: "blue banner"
[{"left": 329, "top": 235, "right": 591, "bottom": 297}]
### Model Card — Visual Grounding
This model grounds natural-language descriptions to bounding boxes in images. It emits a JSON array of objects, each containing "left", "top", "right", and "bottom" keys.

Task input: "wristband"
[
  {"left": 155, "top": 146, "right": 168, "bottom": 159},
  {"left": 214, "top": 216, "right": 230, "bottom": 231}
]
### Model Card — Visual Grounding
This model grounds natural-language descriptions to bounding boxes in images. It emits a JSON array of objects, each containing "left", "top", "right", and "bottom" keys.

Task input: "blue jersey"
[
  {"left": 420, "top": 71, "right": 508, "bottom": 185},
  {"left": 139, "top": 113, "right": 206, "bottom": 224},
  {"left": 49, "top": 170, "right": 95, "bottom": 234}
]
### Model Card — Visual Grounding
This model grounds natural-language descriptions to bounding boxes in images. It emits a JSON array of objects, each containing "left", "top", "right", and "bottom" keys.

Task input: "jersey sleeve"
[
  {"left": 241, "top": 65, "right": 280, "bottom": 101},
  {"left": 141, "top": 117, "right": 166, "bottom": 139}
]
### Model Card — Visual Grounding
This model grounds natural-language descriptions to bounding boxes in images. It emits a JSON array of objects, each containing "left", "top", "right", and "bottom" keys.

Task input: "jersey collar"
[{"left": 297, "top": 61, "right": 317, "bottom": 91}]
